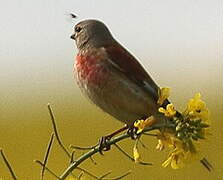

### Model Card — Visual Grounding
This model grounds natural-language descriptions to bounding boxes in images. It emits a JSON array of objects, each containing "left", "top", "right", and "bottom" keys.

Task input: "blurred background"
[{"left": 0, "top": 0, "right": 223, "bottom": 179}]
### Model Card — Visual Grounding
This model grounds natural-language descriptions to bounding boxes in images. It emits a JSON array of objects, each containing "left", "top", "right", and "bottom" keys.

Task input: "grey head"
[{"left": 70, "top": 19, "right": 115, "bottom": 50}]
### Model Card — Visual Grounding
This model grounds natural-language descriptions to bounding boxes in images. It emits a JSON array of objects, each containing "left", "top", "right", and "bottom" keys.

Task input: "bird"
[
  {"left": 70, "top": 20, "right": 214, "bottom": 169},
  {"left": 70, "top": 19, "right": 169, "bottom": 137}
]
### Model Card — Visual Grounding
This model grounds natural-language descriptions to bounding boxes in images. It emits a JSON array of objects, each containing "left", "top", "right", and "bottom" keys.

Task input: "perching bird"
[
  {"left": 70, "top": 19, "right": 213, "bottom": 170},
  {"left": 70, "top": 19, "right": 169, "bottom": 127}
]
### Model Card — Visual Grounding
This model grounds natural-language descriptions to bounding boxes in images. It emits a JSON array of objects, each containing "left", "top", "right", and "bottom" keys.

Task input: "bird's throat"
[{"left": 75, "top": 53, "right": 109, "bottom": 86}]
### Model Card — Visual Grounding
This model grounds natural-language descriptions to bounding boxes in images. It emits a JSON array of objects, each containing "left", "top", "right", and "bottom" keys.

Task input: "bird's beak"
[{"left": 70, "top": 33, "right": 75, "bottom": 40}]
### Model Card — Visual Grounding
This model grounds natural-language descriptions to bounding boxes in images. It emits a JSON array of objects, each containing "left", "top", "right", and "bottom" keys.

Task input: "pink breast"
[{"left": 75, "top": 54, "right": 109, "bottom": 86}]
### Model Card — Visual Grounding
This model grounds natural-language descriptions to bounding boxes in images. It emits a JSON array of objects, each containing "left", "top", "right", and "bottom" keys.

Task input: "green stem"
[{"left": 59, "top": 123, "right": 174, "bottom": 179}]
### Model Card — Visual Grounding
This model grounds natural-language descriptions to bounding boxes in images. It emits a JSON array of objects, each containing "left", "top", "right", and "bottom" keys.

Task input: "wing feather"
[{"left": 103, "top": 44, "right": 159, "bottom": 101}]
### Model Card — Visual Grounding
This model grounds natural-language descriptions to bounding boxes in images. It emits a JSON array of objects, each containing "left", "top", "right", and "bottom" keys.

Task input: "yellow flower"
[
  {"left": 156, "top": 139, "right": 165, "bottom": 151},
  {"left": 159, "top": 104, "right": 176, "bottom": 117},
  {"left": 157, "top": 87, "right": 170, "bottom": 105},
  {"left": 134, "top": 116, "right": 156, "bottom": 134},
  {"left": 156, "top": 92, "right": 210, "bottom": 169},
  {"left": 157, "top": 131, "right": 196, "bottom": 169},
  {"left": 133, "top": 143, "right": 140, "bottom": 163},
  {"left": 184, "top": 93, "right": 209, "bottom": 121},
  {"left": 162, "top": 149, "right": 186, "bottom": 169},
  {"left": 156, "top": 132, "right": 173, "bottom": 150},
  {"left": 156, "top": 132, "right": 181, "bottom": 150}
]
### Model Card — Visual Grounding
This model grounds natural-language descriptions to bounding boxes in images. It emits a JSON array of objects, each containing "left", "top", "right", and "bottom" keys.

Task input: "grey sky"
[{"left": 1, "top": 0, "right": 223, "bottom": 94}]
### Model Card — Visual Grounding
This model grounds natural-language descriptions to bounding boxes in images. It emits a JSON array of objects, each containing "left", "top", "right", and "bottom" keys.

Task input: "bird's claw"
[
  {"left": 127, "top": 127, "right": 138, "bottom": 139},
  {"left": 98, "top": 136, "right": 111, "bottom": 155}
]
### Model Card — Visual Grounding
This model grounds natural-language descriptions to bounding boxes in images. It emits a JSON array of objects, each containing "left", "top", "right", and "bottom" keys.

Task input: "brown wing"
[{"left": 103, "top": 44, "right": 160, "bottom": 101}]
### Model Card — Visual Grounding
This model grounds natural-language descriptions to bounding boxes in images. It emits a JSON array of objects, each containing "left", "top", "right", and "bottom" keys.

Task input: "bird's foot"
[
  {"left": 98, "top": 125, "right": 129, "bottom": 154},
  {"left": 98, "top": 136, "right": 111, "bottom": 155},
  {"left": 127, "top": 126, "right": 139, "bottom": 140},
  {"left": 127, "top": 116, "right": 150, "bottom": 140}
]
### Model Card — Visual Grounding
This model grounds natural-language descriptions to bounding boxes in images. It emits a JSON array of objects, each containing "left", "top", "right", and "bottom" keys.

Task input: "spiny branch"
[
  {"left": 59, "top": 123, "right": 175, "bottom": 179},
  {"left": 48, "top": 104, "right": 132, "bottom": 180}
]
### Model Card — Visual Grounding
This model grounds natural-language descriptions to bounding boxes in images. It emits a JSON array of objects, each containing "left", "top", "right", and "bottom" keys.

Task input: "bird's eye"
[{"left": 75, "top": 26, "right": 82, "bottom": 33}]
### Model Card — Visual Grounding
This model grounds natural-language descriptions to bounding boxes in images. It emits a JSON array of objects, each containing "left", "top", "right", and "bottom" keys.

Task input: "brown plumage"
[{"left": 71, "top": 19, "right": 169, "bottom": 126}]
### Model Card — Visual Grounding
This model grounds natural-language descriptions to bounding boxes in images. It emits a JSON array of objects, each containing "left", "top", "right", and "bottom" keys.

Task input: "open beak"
[{"left": 70, "top": 33, "right": 75, "bottom": 40}]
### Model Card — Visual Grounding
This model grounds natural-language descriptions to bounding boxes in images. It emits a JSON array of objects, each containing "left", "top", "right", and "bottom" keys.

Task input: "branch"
[
  {"left": 48, "top": 104, "right": 114, "bottom": 179},
  {"left": 70, "top": 144, "right": 97, "bottom": 150},
  {"left": 0, "top": 149, "right": 17, "bottom": 180},
  {"left": 41, "top": 133, "right": 54, "bottom": 180},
  {"left": 75, "top": 167, "right": 99, "bottom": 179},
  {"left": 200, "top": 157, "right": 213, "bottom": 172},
  {"left": 47, "top": 103, "right": 71, "bottom": 158},
  {"left": 113, "top": 144, "right": 151, "bottom": 165},
  {"left": 75, "top": 167, "right": 131, "bottom": 180},
  {"left": 59, "top": 123, "right": 174, "bottom": 179},
  {"left": 103, "top": 171, "right": 131, "bottom": 180},
  {"left": 35, "top": 160, "right": 60, "bottom": 179}
]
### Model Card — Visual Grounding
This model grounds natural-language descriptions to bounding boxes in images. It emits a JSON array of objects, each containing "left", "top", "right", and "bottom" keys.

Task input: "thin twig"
[
  {"left": 200, "top": 157, "right": 213, "bottom": 172},
  {"left": 76, "top": 167, "right": 99, "bottom": 179},
  {"left": 59, "top": 123, "right": 174, "bottom": 179},
  {"left": 70, "top": 144, "right": 97, "bottom": 150},
  {"left": 35, "top": 160, "right": 60, "bottom": 179},
  {"left": 114, "top": 143, "right": 152, "bottom": 166},
  {"left": 142, "top": 132, "right": 158, "bottom": 136},
  {"left": 0, "top": 149, "right": 17, "bottom": 180},
  {"left": 47, "top": 104, "right": 99, "bottom": 179},
  {"left": 113, "top": 144, "right": 133, "bottom": 162},
  {"left": 90, "top": 156, "right": 97, "bottom": 165},
  {"left": 70, "top": 151, "right": 76, "bottom": 163},
  {"left": 41, "top": 133, "right": 54, "bottom": 180},
  {"left": 104, "top": 170, "right": 131, "bottom": 180},
  {"left": 76, "top": 167, "right": 131, "bottom": 180},
  {"left": 98, "top": 171, "right": 112, "bottom": 179},
  {"left": 138, "top": 139, "right": 148, "bottom": 149},
  {"left": 47, "top": 103, "right": 71, "bottom": 158},
  {"left": 77, "top": 171, "right": 84, "bottom": 179}
]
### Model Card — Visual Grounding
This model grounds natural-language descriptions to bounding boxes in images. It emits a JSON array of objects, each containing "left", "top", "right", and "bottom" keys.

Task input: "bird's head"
[{"left": 70, "top": 19, "right": 115, "bottom": 50}]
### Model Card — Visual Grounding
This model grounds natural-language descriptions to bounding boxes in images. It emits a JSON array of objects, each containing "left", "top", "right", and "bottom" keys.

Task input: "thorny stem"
[
  {"left": 48, "top": 104, "right": 120, "bottom": 179},
  {"left": 0, "top": 149, "right": 17, "bottom": 180},
  {"left": 59, "top": 123, "right": 175, "bottom": 179}
]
